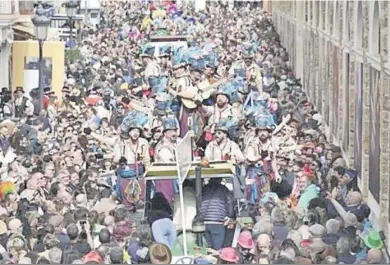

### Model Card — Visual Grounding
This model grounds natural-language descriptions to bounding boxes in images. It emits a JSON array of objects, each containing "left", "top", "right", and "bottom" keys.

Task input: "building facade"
[
  {"left": 272, "top": 0, "right": 390, "bottom": 233},
  {"left": 0, "top": 0, "right": 18, "bottom": 89}
]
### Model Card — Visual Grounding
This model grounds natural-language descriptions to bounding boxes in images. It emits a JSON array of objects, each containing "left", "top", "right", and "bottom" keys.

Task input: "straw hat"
[
  {"left": 149, "top": 243, "right": 172, "bottom": 264},
  {"left": 219, "top": 247, "right": 239, "bottom": 263}
]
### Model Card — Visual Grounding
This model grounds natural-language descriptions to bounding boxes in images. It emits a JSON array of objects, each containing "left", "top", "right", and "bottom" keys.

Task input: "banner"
[
  {"left": 368, "top": 67, "right": 380, "bottom": 203},
  {"left": 354, "top": 62, "right": 363, "bottom": 179},
  {"left": 175, "top": 131, "right": 192, "bottom": 184}
]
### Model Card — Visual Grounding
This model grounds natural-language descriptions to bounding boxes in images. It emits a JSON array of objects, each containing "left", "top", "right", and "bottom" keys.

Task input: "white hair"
[
  {"left": 336, "top": 237, "right": 351, "bottom": 253},
  {"left": 287, "top": 230, "right": 302, "bottom": 247},
  {"left": 280, "top": 247, "right": 296, "bottom": 261},
  {"left": 326, "top": 219, "right": 340, "bottom": 234},
  {"left": 258, "top": 222, "right": 274, "bottom": 237}
]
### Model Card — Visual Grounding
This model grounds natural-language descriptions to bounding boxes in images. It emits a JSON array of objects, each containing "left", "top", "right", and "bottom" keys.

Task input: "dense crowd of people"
[{"left": 0, "top": 0, "right": 387, "bottom": 264}]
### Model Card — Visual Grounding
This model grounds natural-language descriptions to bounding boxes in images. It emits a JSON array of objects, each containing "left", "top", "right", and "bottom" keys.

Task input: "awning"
[
  {"left": 12, "top": 23, "right": 34, "bottom": 36},
  {"left": 12, "top": 23, "right": 61, "bottom": 40}
]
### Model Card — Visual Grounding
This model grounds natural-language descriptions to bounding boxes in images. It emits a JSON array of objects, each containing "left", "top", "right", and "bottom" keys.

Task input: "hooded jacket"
[{"left": 297, "top": 184, "right": 319, "bottom": 209}]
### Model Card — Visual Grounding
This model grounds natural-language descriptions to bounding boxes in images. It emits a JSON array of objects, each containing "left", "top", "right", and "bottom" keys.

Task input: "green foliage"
[{"left": 65, "top": 48, "right": 84, "bottom": 64}]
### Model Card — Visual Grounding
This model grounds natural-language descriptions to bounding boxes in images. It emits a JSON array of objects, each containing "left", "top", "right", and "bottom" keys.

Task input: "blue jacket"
[{"left": 200, "top": 184, "right": 234, "bottom": 222}]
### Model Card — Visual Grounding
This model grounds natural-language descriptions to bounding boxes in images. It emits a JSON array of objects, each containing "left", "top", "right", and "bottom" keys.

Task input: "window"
[
  {"left": 354, "top": 62, "right": 363, "bottom": 180},
  {"left": 370, "top": 1, "right": 380, "bottom": 54},
  {"left": 328, "top": 2, "right": 333, "bottom": 34},
  {"left": 334, "top": 2, "right": 341, "bottom": 38},
  {"left": 342, "top": 53, "right": 350, "bottom": 153},
  {"left": 90, "top": 12, "right": 98, "bottom": 18},
  {"left": 344, "top": 1, "right": 350, "bottom": 42},
  {"left": 355, "top": 0, "right": 363, "bottom": 49},
  {"left": 368, "top": 67, "right": 380, "bottom": 203}
]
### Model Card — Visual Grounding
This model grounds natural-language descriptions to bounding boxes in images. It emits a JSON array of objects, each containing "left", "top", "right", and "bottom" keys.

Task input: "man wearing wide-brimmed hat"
[
  {"left": 242, "top": 51, "right": 262, "bottom": 93},
  {"left": 202, "top": 83, "right": 240, "bottom": 127},
  {"left": 154, "top": 116, "right": 179, "bottom": 202},
  {"left": 113, "top": 115, "right": 150, "bottom": 212},
  {"left": 13, "top": 87, "right": 34, "bottom": 118},
  {"left": 141, "top": 46, "right": 160, "bottom": 79},
  {"left": 245, "top": 118, "right": 283, "bottom": 203},
  {"left": 204, "top": 118, "right": 244, "bottom": 163},
  {"left": 158, "top": 45, "right": 172, "bottom": 76}
]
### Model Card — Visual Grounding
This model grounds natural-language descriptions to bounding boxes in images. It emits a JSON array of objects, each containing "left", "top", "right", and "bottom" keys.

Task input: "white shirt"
[
  {"left": 47, "top": 104, "right": 57, "bottom": 120},
  {"left": 204, "top": 105, "right": 238, "bottom": 126},
  {"left": 14, "top": 97, "right": 34, "bottom": 116},
  {"left": 144, "top": 61, "right": 160, "bottom": 78},
  {"left": 205, "top": 138, "right": 245, "bottom": 162},
  {"left": 245, "top": 138, "right": 275, "bottom": 165},
  {"left": 113, "top": 137, "right": 150, "bottom": 166},
  {"left": 154, "top": 138, "right": 176, "bottom": 163}
]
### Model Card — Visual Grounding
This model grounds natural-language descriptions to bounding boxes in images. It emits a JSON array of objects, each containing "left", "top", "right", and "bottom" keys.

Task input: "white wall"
[{"left": 0, "top": 26, "right": 11, "bottom": 89}]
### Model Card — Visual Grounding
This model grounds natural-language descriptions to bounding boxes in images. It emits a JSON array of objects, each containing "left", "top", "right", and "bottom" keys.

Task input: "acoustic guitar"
[{"left": 180, "top": 76, "right": 230, "bottom": 109}]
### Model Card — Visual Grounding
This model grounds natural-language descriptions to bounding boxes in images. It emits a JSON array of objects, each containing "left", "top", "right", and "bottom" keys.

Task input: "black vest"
[{"left": 14, "top": 97, "right": 28, "bottom": 118}]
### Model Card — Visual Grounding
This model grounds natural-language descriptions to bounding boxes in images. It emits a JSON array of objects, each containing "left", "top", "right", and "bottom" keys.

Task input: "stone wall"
[{"left": 272, "top": 0, "right": 390, "bottom": 235}]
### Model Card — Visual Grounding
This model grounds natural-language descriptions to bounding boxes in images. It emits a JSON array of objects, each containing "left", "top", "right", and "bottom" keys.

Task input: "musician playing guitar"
[
  {"left": 166, "top": 59, "right": 231, "bottom": 139},
  {"left": 166, "top": 60, "right": 199, "bottom": 138}
]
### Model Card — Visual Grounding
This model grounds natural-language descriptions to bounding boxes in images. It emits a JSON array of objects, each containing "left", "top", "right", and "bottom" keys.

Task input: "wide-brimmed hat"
[
  {"left": 62, "top": 86, "right": 71, "bottom": 93},
  {"left": 128, "top": 119, "right": 144, "bottom": 132},
  {"left": 214, "top": 122, "right": 229, "bottom": 133},
  {"left": 255, "top": 118, "right": 274, "bottom": 131},
  {"left": 162, "top": 116, "right": 178, "bottom": 132},
  {"left": 219, "top": 247, "right": 239, "bottom": 263},
  {"left": 361, "top": 230, "right": 383, "bottom": 249},
  {"left": 14, "top": 86, "right": 24, "bottom": 93},
  {"left": 149, "top": 243, "right": 172, "bottom": 264},
  {"left": 216, "top": 83, "right": 234, "bottom": 101},
  {"left": 242, "top": 52, "right": 254, "bottom": 60},
  {"left": 214, "top": 117, "right": 238, "bottom": 136},
  {"left": 237, "top": 231, "right": 255, "bottom": 249}
]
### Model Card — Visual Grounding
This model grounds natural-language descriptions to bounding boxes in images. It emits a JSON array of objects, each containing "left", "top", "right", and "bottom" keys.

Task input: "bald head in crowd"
[
  {"left": 348, "top": 191, "right": 363, "bottom": 206},
  {"left": 367, "top": 249, "right": 383, "bottom": 264},
  {"left": 257, "top": 234, "right": 272, "bottom": 255}
]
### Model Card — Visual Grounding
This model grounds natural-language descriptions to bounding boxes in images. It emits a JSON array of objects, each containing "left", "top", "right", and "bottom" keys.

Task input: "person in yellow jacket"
[{"left": 141, "top": 16, "right": 152, "bottom": 31}]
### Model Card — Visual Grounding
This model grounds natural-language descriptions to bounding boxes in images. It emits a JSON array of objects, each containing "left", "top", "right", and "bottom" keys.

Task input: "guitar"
[{"left": 180, "top": 76, "right": 231, "bottom": 109}]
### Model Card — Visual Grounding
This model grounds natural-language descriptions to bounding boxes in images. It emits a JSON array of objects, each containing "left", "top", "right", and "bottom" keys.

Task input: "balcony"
[
  {"left": 0, "top": 0, "right": 19, "bottom": 25},
  {"left": 19, "top": 0, "right": 33, "bottom": 15}
]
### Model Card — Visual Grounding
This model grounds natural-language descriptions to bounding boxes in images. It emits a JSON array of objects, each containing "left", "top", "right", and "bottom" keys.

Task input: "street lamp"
[
  {"left": 65, "top": 0, "right": 79, "bottom": 42},
  {"left": 31, "top": 2, "right": 51, "bottom": 112}
]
